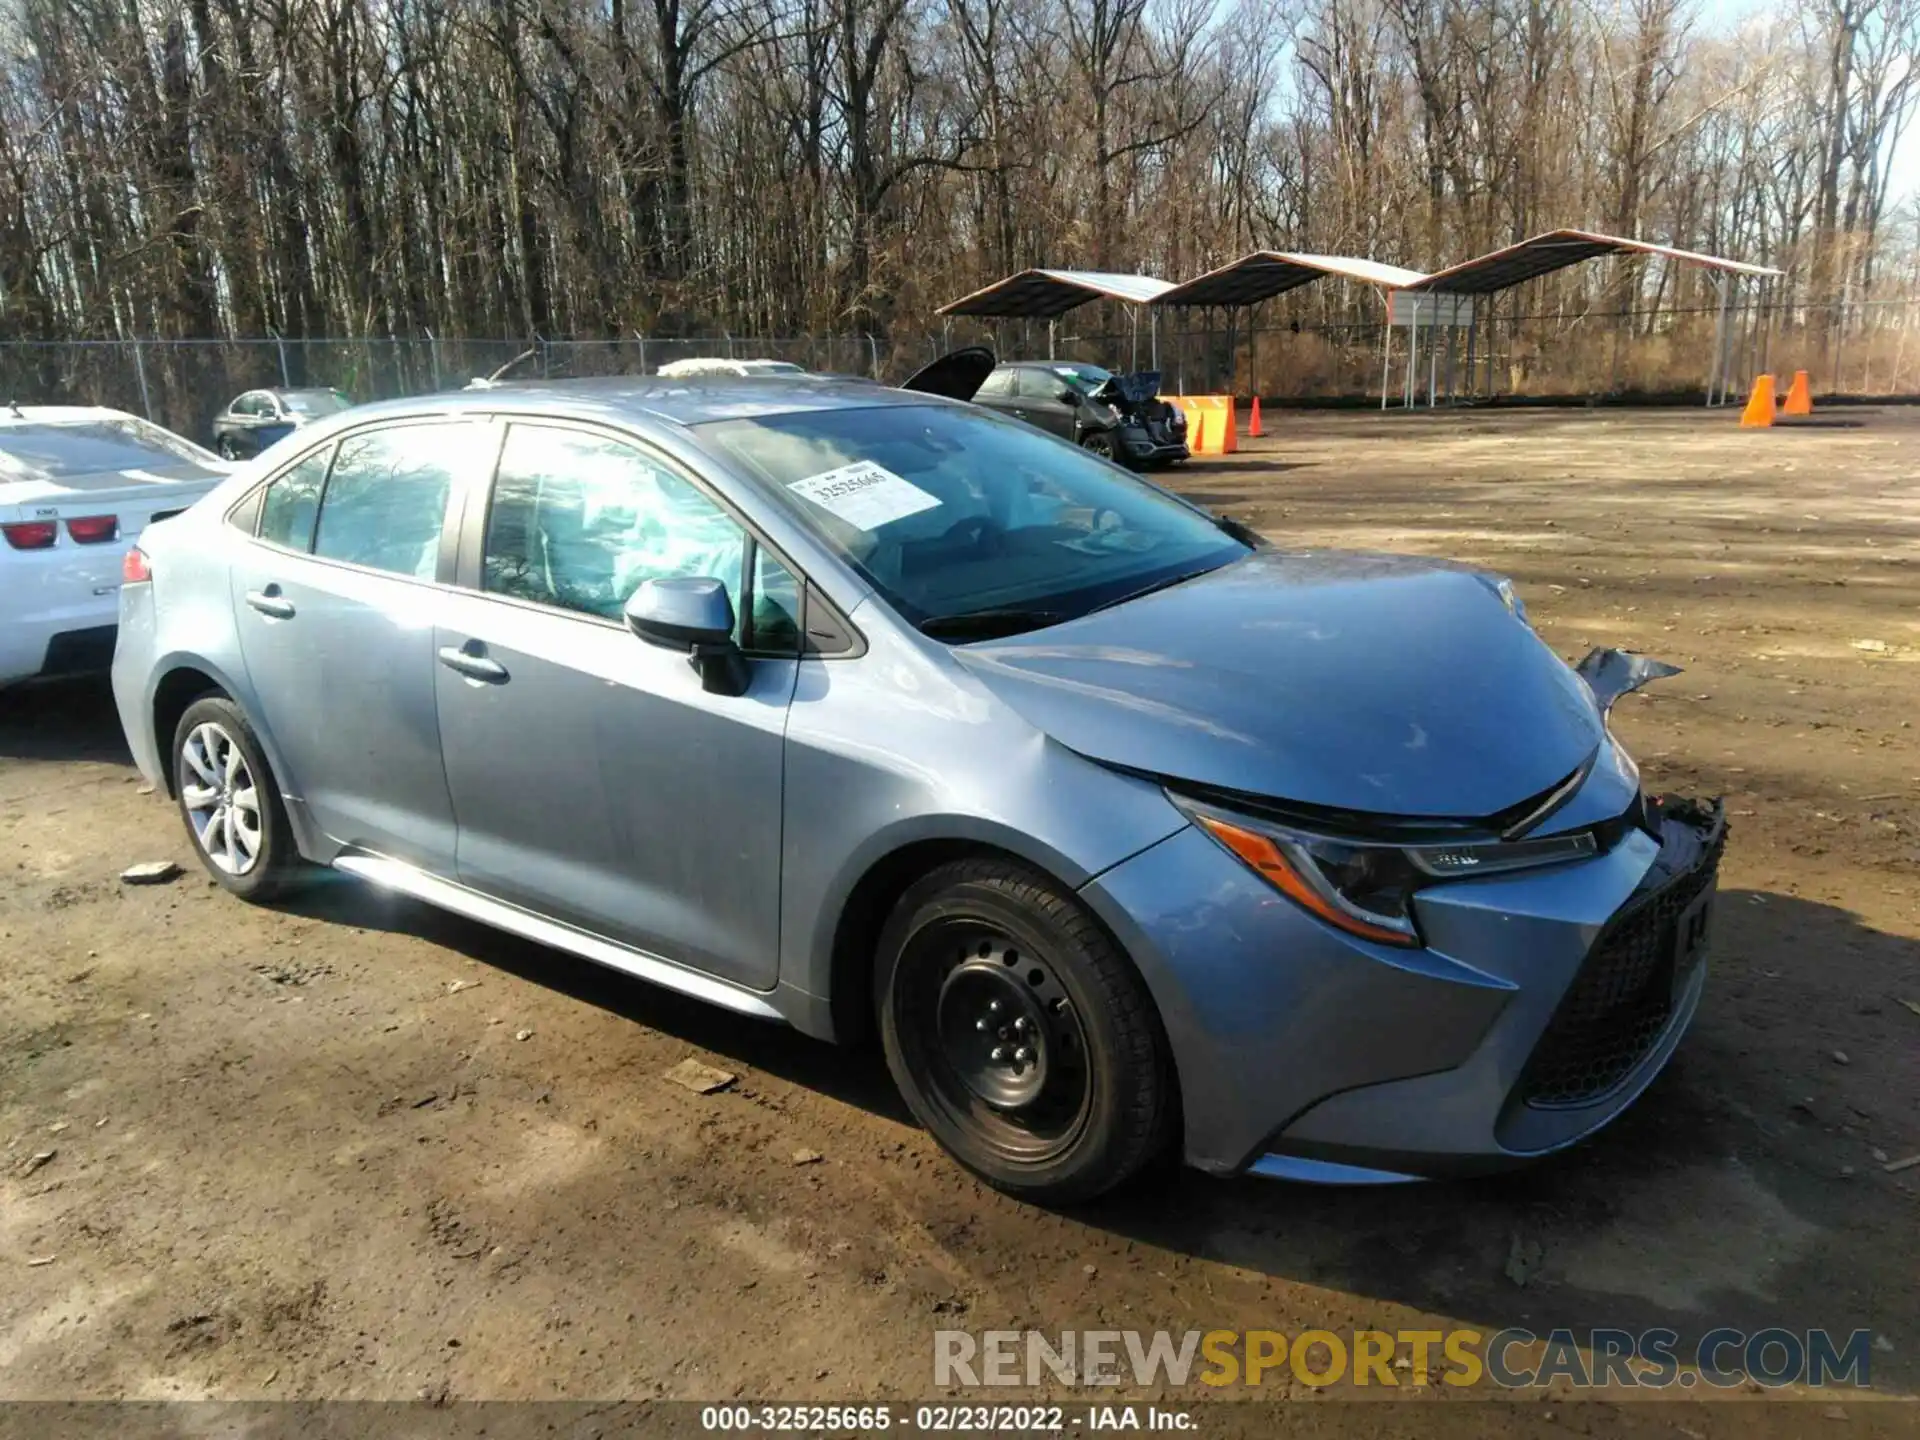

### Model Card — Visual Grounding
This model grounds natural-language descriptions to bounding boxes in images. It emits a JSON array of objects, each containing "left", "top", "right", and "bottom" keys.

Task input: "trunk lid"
[{"left": 0, "top": 462, "right": 227, "bottom": 533}]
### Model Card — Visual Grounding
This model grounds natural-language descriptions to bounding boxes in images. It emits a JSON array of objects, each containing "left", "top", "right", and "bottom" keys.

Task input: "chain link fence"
[
  {"left": 3, "top": 304, "right": 1913, "bottom": 443},
  {"left": 0, "top": 335, "right": 948, "bottom": 442}
]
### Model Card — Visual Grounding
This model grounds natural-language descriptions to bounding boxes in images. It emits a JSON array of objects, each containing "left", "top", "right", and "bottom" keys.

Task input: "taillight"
[
  {"left": 122, "top": 546, "right": 152, "bottom": 583},
  {"left": 2, "top": 521, "right": 57, "bottom": 550},
  {"left": 66, "top": 514, "right": 119, "bottom": 544}
]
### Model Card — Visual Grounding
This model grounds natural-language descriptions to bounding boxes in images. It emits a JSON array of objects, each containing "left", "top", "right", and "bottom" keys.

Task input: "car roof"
[
  {"left": 996, "top": 360, "right": 1109, "bottom": 371},
  {"left": 356, "top": 375, "right": 957, "bottom": 428}
]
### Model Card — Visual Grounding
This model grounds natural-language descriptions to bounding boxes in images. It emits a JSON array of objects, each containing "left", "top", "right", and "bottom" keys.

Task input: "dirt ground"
[{"left": 2, "top": 405, "right": 1917, "bottom": 1418}]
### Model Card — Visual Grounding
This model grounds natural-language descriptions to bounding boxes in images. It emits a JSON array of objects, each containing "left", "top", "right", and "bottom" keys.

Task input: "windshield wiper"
[
  {"left": 917, "top": 608, "right": 1066, "bottom": 640},
  {"left": 1214, "top": 513, "right": 1263, "bottom": 546},
  {"left": 1085, "top": 565, "right": 1217, "bottom": 615}
]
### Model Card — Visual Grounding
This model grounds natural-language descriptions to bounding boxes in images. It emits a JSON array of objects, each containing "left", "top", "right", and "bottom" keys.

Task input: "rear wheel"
[
  {"left": 216, "top": 437, "right": 242, "bottom": 461},
  {"left": 875, "top": 858, "right": 1173, "bottom": 1204},
  {"left": 171, "top": 696, "right": 298, "bottom": 902}
]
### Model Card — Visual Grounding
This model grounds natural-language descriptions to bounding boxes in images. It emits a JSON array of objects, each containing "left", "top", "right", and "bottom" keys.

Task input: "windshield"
[
  {"left": 698, "top": 402, "right": 1247, "bottom": 634},
  {"left": 281, "top": 390, "right": 350, "bottom": 417},
  {"left": 0, "top": 418, "right": 218, "bottom": 481}
]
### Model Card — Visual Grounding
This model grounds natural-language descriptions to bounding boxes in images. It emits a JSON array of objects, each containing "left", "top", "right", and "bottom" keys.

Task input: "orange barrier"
[
  {"left": 1248, "top": 396, "right": 1264, "bottom": 437},
  {"left": 1740, "top": 375, "right": 1776, "bottom": 428},
  {"left": 1169, "top": 396, "right": 1238, "bottom": 455},
  {"left": 1783, "top": 370, "right": 1813, "bottom": 416}
]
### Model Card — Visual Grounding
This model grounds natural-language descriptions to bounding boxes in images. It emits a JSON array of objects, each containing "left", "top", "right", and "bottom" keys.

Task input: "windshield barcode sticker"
[{"left": 788, "top": 461, "right": 940, "bottom": 530}]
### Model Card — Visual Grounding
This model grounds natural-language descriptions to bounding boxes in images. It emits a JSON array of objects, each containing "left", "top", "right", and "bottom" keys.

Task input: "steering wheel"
[{"left": 936, "top": 514, "right": 993, "bottom": 550}]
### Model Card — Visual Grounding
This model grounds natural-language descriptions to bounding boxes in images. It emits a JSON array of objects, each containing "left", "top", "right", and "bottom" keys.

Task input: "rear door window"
[{"left": 311, "top": 425, "right": 469, "bottom": 580}]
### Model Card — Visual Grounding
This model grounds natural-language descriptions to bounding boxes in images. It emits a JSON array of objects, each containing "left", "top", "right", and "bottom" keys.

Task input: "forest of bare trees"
[{"left": 3, "top": 0, "right": 1920, "bottom": 401}]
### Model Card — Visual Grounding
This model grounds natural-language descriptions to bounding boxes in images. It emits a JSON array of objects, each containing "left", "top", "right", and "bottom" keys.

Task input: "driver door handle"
[
  {"left": 245, "top": 588, "right": 295, "bottom": 620},
  {"left": 438, "top": 644, "right": 510, "bottom": 684}
]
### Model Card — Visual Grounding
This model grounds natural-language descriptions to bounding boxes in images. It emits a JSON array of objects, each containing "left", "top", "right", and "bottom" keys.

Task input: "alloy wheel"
[{"left": 180, "top": 721, "right": 263, "bottom": 875}]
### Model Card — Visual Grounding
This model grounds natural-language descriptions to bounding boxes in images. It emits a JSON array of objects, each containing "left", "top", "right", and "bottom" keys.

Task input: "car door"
[
  {"left": 433, "top": 419, "right": 801, "bottom": 991},
  {"left": 228, "top": 418, "right": 490, "bottom": 871},
  {"left": 216, "top": 393, "right": 256, "bottom": 455},
  {"left": 969, "top": 368, "right": 1022, "bottom": 422},
  {"left": 1017, "top": 368, "right": 1082, "bottom": 440},
  {"left": 254, "top": 393, "right": 295, "bottom": 452}
]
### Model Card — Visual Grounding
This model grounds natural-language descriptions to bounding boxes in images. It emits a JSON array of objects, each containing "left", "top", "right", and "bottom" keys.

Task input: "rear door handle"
[
  {"left": 437, "top": 644, "right": 509, "bottom": 684},
  {"left": 245, "top": 588, "right": 295, "bottom": 620}
]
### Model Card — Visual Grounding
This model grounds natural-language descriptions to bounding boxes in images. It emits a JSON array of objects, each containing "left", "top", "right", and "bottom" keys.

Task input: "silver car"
[{"left": 112, "top": 378, "right": 1722, "bottom": 1203}]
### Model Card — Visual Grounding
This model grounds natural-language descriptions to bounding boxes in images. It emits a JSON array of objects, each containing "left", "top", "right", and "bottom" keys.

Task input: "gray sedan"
[
  {"left": 111, "top": 378, "right": 1722, "bottom": 1203},
  {"left": 211, "top": 387, "right": 353, "bottom": 460}
]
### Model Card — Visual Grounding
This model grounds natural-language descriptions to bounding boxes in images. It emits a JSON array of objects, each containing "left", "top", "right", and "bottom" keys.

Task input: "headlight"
[{"left": 1170, "top": 793, "right": 1599, "bottom": 949}]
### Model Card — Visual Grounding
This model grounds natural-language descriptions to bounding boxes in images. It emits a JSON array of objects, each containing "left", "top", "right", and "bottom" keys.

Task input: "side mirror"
[
  {"left": 624, "top": 576, "right": 748, "bottom": 695},
  {"left": 1057, "top": 388, "right": 1079, "bottom": 405}
]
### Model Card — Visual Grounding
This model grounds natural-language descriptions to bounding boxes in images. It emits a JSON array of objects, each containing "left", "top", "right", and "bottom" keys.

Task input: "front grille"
[{"left": 1518, "top": 805, "right": 1725, "bottom": 1109}]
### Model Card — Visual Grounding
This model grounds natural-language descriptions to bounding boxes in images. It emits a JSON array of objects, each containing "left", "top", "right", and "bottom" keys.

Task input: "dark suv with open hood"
[{"left": 968, "top": 361, "right": 1187, "bottom": 468}]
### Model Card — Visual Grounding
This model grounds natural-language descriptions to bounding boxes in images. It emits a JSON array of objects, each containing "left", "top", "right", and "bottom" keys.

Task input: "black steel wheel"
[{"left": 875, "top": 858, "right": 1174, "bottom": 1203}]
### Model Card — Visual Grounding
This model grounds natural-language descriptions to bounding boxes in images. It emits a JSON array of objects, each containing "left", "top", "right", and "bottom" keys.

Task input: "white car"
[
  {"left": 1, "top": 405, "right": 229, "bottom": 684},
  {"left": 652, "top": 357, "right": 806, "bottom": 378}
]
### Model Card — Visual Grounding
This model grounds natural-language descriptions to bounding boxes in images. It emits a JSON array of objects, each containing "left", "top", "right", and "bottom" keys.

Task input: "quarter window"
[
  {"left": 311, "top": 425, "right": 466, "bottom": 579},
  {"left": 256, "top": 446, "right": 330, "bottom": 549},
  {"left": 482, "top": 424, "right": 799, "bottom": 653}
]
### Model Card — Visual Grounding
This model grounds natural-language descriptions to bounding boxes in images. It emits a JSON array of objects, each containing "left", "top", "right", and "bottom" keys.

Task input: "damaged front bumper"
[
  {"left": 1113, "top": 417, "right": 1189, "bottom": 464},
  {"left": 1262, "top": 794, "right": 1725, "bottom": 1180},
  {"left": 1080, "top": 787, "right": 1727, "bottom": 1182}
]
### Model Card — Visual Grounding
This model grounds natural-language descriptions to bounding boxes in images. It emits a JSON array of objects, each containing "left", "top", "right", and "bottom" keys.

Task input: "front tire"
[
  {"left": 1078, "top": 429, "right": 1118, "bottom": 462},
  {"left": 171, "top": 696, "right": 298, "bottom": 902},
  {"left": 875, "top": 858, "right": 1173, "bottom": 1204},
  {"left": 216, "top": 437, "right": 241, "bottom": 461}
]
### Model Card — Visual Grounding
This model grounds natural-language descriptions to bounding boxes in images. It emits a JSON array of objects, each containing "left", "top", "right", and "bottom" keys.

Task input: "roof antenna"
[{"left": 465, "top": 347, "right": 539, "bottom": 391}]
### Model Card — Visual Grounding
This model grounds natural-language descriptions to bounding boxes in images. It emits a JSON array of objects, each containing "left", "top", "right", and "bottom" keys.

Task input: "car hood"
[{"left": 951, "top": 549, "right": 1605, "bottom": 819}]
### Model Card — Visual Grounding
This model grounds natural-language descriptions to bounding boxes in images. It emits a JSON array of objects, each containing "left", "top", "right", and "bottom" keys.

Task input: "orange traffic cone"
[
  {"left": 1189, "top": 407, "right": 1205, "bottom": 454},
  {"left": 1740, "top": 374, "right": 1776, "bottom": 428},
  {"left": 1248, "top": 396, "right": 1264, "bottom": 438},
  {"left": 1783, "top": 370, "right": 1813, "bottom": 416}
]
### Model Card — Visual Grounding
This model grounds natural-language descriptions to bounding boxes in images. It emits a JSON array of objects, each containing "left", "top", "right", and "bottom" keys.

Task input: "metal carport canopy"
[
  {"left": 1402, "top": 228, "right": 1782, "bottom": 293},
  {"left": 1153, "top": 252, "right": 1429, "bottom": 307},
  {"left": 936, "top": 269, "right": 1175, "bottom": 318}
]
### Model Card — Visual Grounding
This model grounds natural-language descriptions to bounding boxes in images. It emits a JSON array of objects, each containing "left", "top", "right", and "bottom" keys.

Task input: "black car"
[
  {"left": 210, "top": 387, "right": 353, "bottom": 460},
  {"left": 970, "top": 361, "right": 1188, "bottom": 467}
]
